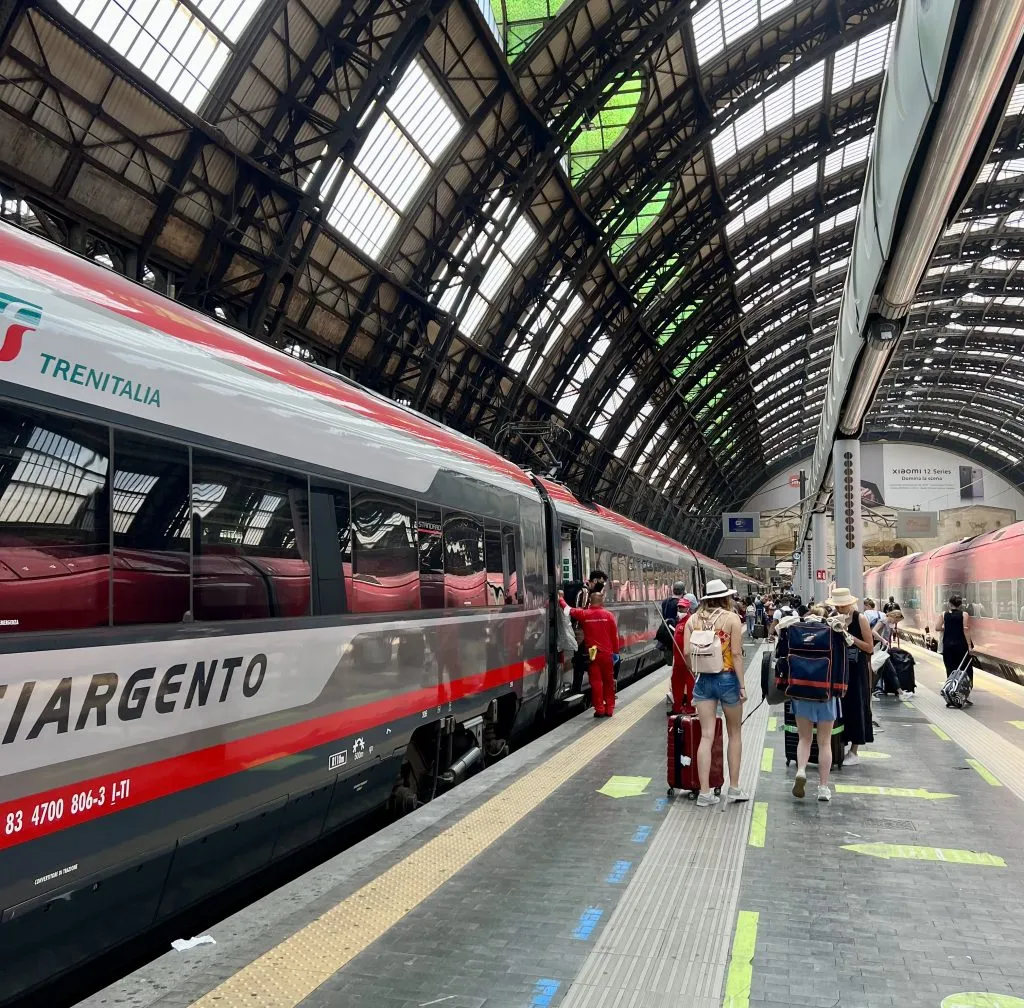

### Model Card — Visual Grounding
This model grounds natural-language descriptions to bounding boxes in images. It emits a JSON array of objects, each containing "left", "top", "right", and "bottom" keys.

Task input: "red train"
[
  {"left": 864, "top": 521, "right": 1024, "bottom": 681},
  {"left": 0, "top": 221, "right": 755, "bottom": 1001}
]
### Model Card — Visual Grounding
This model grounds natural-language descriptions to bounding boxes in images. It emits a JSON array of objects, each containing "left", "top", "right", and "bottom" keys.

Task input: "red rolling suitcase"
[{"left": 667, "top": 710, "right": 724, "bottom": 800}]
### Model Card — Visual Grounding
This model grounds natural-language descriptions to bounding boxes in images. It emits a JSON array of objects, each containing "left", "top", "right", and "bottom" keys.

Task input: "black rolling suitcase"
[
  {"left": 784, "top": 700, "right": 844, "bottom": 769},
  {"left": 940, "top": 654, "right": 973, "bottom": 708},
  {"left": 888, "top": 648, "right": 916, "bottom": 693},
  {"left": 753, "top": 624, "right": 767, "bottom": 639}
]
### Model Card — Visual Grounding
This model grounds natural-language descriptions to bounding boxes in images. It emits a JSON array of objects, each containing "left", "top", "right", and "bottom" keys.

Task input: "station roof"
[{"left": 0, "top": 0, "right": 1019, "bottom": 550}]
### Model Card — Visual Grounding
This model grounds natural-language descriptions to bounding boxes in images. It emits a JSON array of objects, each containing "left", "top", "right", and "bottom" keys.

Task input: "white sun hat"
[{"left": 701, "top": 578, "right": 737, "bottom": 600}]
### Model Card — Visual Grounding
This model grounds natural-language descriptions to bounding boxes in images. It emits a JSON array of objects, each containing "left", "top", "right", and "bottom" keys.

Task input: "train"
[
  {"left": 0, "top": 221, "right": 756, "bottom": 1000},
  {"left": 864, "top": 521, "right": 1024, "bottom": 682}
]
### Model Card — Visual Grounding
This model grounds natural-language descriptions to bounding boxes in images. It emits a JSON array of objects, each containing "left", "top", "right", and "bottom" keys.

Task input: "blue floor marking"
[
  {"left": 572, "top": 906, "right": 603, "bottom": 940},
  {"left": 606, "top": 859, "right": 632, "bottom": 884},
  {"left": 654, "top": 797, "right": 667, "bottom": 812},
  {"left": 632, "top": 824, "right": 652, "bottom": 843},
  {"left": 530, "top": 979, "right": 561, "bottom": 1006}
]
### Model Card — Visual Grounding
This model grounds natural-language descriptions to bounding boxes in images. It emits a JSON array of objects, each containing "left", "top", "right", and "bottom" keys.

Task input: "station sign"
[{"left": 722, "top": 512, "right": 760, "bottom": 538}]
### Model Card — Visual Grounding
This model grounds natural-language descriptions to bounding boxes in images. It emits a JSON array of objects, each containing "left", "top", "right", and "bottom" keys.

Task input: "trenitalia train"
[
  {"left": 864, "top": 522, "right": 1024, "bottom": 681},
  {"left": 0, "top": 222, "right": 756, "bottom": 1000}
]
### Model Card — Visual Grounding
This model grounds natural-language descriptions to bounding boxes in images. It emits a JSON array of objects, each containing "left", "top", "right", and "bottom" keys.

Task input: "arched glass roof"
[{"left": 0, "top": 0, "right": 1020, "bottom": 549}]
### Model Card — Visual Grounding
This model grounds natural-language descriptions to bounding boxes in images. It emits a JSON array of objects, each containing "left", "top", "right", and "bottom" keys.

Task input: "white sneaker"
[
  {"left": 792, "top": 768, "right": 807, "bottom": 799},
  {"left": 696, "top": 792, "right": 720, "bottom": 807},
  {"left": 899, "top": 691, "right": 914, "bottom": 701},
  {"left": 727, "top": 787, "right": 749, "bottom": 803},
  {"left": 817, "top": 785, "right": 832, "bottom": 802},
  {"left": 844, "top": 753, "right": 861, "bottom": 767}
]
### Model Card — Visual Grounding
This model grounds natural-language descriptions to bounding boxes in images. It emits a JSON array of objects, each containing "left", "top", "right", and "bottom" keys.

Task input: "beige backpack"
[{"left": 688, "top": 611, "right": 724, "bottom": 674}]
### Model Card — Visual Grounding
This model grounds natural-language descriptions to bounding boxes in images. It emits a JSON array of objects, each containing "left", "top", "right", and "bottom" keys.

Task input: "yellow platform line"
[
  {"left": 748, "top": 802, "right": 768, "bottom": 848},
  {"left": 929, "top": 724, "right": 952, "bottom": 741},
  {"left": 761, "top": 748, "right": 774, "bottom": 772},
  {"left": 967, "top": 757, "right": 1003, "bottom": 787},
  {"left": 723, "top": 910, "right": 759, "bottom": 1008},
  {"left": 188, "top": 679, "right": 669, "bottom": 1008}
]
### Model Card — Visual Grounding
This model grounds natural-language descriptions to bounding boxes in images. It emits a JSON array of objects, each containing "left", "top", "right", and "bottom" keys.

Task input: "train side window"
[
  {"left": 112, "top": 431, "right": 190, "bottom": 625},
  {"left": 977, "top": 581, "right": 992, "bottom": 618},
  {"left": 191, "top": 452, "right": 310, "bottom": 621},
  {"left": 0, "top": 403, "right": 111, "bottom": 632},
  {"left": 484, "top": 521, "right": 504, "bottom": 606},
  {"left": 996, "top": 580, "right": 1013, "bottom": 621},
  {"left": 350, "top": 491, "right": 419, "bottom": 613},
  {"left": 502, "top": 525, "right": 520, "bottom": 604},
  {"left": 444, "top": 511, "right": 487, "bottom": 608},
  {"left": 1017, "top": 580, "right": 1024, "bottom": 621},
  {"left": 417, "top": 505, "right": 444, "bottom": 611}
]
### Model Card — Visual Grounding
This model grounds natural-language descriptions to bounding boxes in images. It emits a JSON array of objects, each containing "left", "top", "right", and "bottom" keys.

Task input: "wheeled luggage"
[
  {"left": 667, "top": 711, "right": 724, "bottom": 799},
  {"left": 940, "top": 654, "right": 973, "bottom": 708},
  {"left": 887, "top": 647, "right": 916, "bottom": 692},
  {"left": 753, "top": 624, "right": 767, "bottom": 639},
  {"left": 783, "top": 700, "right": 844, "bottom": 769}
]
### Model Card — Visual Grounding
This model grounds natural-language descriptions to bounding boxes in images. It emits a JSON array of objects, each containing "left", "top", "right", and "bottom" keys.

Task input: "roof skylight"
[{"left": 691, "top": 0, "right": 796, "bottom": 66}]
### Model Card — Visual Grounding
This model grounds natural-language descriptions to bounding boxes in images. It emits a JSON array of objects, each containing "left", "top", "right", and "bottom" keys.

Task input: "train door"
[{"left": 559, "top": 523, "right": 582, "bottom": 589}]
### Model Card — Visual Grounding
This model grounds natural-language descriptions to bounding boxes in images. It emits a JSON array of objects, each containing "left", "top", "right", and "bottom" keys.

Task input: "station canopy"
[{"left": 1, "top": 0, "right": 1022, "bottom": 550}]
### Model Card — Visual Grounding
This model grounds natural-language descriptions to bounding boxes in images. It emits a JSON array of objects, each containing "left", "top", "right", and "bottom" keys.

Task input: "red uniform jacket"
[{"left": 565, "top": 603, "right": 621, "bottom": 657}]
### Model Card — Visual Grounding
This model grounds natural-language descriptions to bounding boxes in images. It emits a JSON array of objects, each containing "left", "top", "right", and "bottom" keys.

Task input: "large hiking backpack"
[{"left": 776, "top": 620, "right": 847, "bottom": 702}]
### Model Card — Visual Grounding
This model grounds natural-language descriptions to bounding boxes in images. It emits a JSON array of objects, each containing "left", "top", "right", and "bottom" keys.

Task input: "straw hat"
[
  {"left": 826, "top": 587, "right": 859, "bottom": 608},
  {"left": 701, "top": 578, "right": 737, "bottom": 600}
]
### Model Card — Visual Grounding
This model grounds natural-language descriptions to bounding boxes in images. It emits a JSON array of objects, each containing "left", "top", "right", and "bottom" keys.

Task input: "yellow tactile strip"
[{"left": 189, "top": 679, "right": 668, "bottom": 1008}]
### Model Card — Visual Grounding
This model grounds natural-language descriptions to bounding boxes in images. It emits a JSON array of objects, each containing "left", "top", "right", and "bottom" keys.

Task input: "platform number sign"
[{"left": 815, "top": 570, "right": 827, "bottom": 582}]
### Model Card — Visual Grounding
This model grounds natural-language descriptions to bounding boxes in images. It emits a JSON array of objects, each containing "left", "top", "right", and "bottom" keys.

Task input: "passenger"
[
  {"left": 754, "top": 594, "right": 766, "bottom": 633},
  {"left": 564, "top": 589, "right": 620, "bottom": 718},
  {"left": 937, "top": 595, "right": 975, "bottom": 705},
  {"left": 684, "top": 579, "right": 748, "bottom": 807},
  {"left": 745, "top": 595, "right": 756, "bottom": 637},
  {"left": 862, "top": 597, "right": 883, "bottom": 629},
  {"left": 883, "top": 596, "right": 902, "bottom": 615},
  {"left": 570, "top": 571, "right": 606, "bottom": 693},
  {"left": 790, "top": 604, "right": 841, "bottom": 802},
  {"left": 826, "top": 588, "right": 874, "bottom": 766},
  {"left": 871, "top": 611, "right": 911, "bottom": 700},
  {"left": 555, "top": 589, "right": 577, "bottom": 680},
  {"left": 668, "top": 595, "right": 696, "bottom": 715},
  {"left": 661, "top": 580, "right": 688, "bottom": 624}
]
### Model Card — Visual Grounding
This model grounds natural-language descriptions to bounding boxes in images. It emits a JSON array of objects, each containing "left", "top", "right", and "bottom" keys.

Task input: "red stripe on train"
[{"left": 0, "top": 655, "right": 547, "bottom": 851}]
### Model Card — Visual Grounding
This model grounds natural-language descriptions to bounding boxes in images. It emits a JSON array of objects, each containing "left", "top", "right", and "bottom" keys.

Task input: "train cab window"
[
  {"left": 0, "top": 404, "right": 111, "bottom": 632},
  {"left": 417, "top": 505, "right": 444, "bottom": 611},
  {"left": 112, "top": 432, "right": 190, "bottom": 625},
  {"left": 191, "top": 452, "right": 310, "bottom": 621},
  {"left": 996, "top": 580, "right": 1013, "bottom": 621},
  {"left": 350, "top": 492, "right": 419, "bottom": 613},
  {"left": 444, "top": 511, "right": 487, "bottom": 608},
  {"left": 977, "top": 581, "right": 992, "bottom": 619}
]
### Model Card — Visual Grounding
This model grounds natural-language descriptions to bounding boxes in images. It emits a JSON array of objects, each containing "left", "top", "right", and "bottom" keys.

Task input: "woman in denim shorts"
[{"left": 684, "top": 579, "right": 749, "bottom": 808}]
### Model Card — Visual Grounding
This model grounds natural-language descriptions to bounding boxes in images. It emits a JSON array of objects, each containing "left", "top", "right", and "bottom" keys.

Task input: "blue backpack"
[{"left": 776, "top": 621, "right": 847, "bottom": 702}]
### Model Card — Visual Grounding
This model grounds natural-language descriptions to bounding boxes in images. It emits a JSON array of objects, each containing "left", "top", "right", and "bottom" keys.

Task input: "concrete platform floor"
[{"left": 80, "top": 642, "right": 1024, "bottom": 1008}]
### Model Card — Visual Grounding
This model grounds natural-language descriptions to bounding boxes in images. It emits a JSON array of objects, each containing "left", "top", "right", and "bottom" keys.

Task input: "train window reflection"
[
  {"left": 417, "top": 505, "right": 444, "bottom": 610},
  {"left": 996, "top": 580, "right": 1013, "bottom": 621},
  {"left": 191, "top": 452, "right": 310, "bottom": 621},
  {"left": 444, "top": 512, "right": 486, "bottom": 607},
  {"left": 112, "top": 431, "right": 190, "bottom": 625},
  {"left": 484, "top": 524, "right": 503, "bottom": 605},
  {"left": 351, "top": 492, "right": 419, "bottom": 612},
  {"left": 0, "top": 404, "right": 111, "bottom": 632},
  {"left": 976, "top": 581, "right": 992, "bottom": 619}
]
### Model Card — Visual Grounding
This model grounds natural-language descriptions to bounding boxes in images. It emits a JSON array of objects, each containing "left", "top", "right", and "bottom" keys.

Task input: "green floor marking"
[
  {"left": 966, "top": 758, "right": 1002, "bottom": 787},
  {"left": 942, "top": 995, "right": 1024, "bottom": 1007},
  {"left": 761, "top": 748, "right": 773, "bottom": 772},
  {"left": 930, "top": 724, "right": 952, "bottom": 741},
  {"left": 903, "top": 700, "right": 915, "bottom": 708},
  {"left": 723, "top": 910, "right": 758, "bottom": 1008},
  {"left": 597, "top": 775, "right": 651, "bottom": 798},
  {"left": 834, "top": 785, "right": 956, "bottom": 799},
  {"left": 856, "top": 751, "right": 891, "bottom": 760},
  {"left": 748, "top": 802, "right": 767, "bottom": 848},
  {"left": 767, "top": 716, "right": 777, "bottom": 731},
  {"left": 1008, "top": 720, "right": 1024, "bottom": 729},
  {"left": 842, "top": 843, "right": 1005, "bottom": 866}
]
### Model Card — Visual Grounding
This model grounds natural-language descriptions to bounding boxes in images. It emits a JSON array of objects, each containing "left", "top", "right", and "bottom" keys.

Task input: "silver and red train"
[
  {"left": 0, "top": 222, "right": 755, "bottom": 999},
  {"left": 864, "top": 523, "right": 1024, "bottom": 681}
]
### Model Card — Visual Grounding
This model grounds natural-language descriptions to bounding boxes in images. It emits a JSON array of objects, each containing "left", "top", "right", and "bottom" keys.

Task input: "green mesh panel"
[
  {"left": 569, "top": 73, "right": 643, "bottom": 184},
  {"left": 611, "top": 182, "right": 672, "bottom": 260}
]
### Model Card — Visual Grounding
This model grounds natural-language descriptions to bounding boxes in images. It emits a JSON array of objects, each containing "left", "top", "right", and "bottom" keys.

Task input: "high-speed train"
[
  {"left": 864, "top": 521, "right": 1024, "bottom": 681},
  {"left": 0, "top": 222, "right": 755, "bottom": 1000}
]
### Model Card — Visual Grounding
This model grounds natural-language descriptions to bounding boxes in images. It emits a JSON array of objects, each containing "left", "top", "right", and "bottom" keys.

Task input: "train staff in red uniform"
[
  {"left": 669, "top": 596, "right": 695, "bottom": 715},
  {"left": 563, "top": 590, "right": 621, "bottom": 717}
]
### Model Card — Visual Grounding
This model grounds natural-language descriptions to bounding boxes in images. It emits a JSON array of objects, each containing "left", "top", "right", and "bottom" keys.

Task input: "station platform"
[{"left": 80, "top": 643, "right": 1024, "bottom": 1008}]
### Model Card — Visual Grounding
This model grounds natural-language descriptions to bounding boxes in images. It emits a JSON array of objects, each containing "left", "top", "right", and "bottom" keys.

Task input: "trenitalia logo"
[{"left": 0, "top": 292, "right": 42, "bottom": 363}]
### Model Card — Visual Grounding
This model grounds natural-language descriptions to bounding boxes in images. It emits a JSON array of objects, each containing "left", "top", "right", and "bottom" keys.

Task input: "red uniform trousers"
[{"left": 589, "top": 652, "right": 616, "bottom": 715}]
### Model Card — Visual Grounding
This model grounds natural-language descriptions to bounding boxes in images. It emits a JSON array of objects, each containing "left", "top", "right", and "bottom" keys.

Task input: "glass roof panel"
[
  {"left": 727, "top": 162, "right": 817, "bottom": 235},
  {"left": 692, "top": 0, "right": 796, "bottom": 66},
  {"left": 58, "top": 0, "right": 260, "bottom": 112},
  {"left": 831, "top": 24, "right": 893, "bottom": 95},
  {"left": 611, "top": 182, "right": 672, "bottom": 259},
  {"left": 570, "top": 74, "right": 644, "bottom": 184}
]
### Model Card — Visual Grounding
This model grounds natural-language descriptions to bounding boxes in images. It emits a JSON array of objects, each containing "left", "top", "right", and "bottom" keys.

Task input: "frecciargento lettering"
[
  {"left": 0, "top": 654, "right": 268, "bottom": 743},
  {"left": 38, "top": 351, "right": 161, "bottom": 407}
]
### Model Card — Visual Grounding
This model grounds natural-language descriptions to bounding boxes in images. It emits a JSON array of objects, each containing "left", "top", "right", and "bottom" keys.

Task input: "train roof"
[{"left": 0, "top": 222, "right": 533, "bottom": 491}]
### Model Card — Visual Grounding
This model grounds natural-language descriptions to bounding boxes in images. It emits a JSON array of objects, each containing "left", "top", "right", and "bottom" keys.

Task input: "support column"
[
  {"left": 812, "top": 511, "right": 828, "bottom": 602},
  {"left": 833, "top": 439, "right": 864, "bottom": 598}
]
